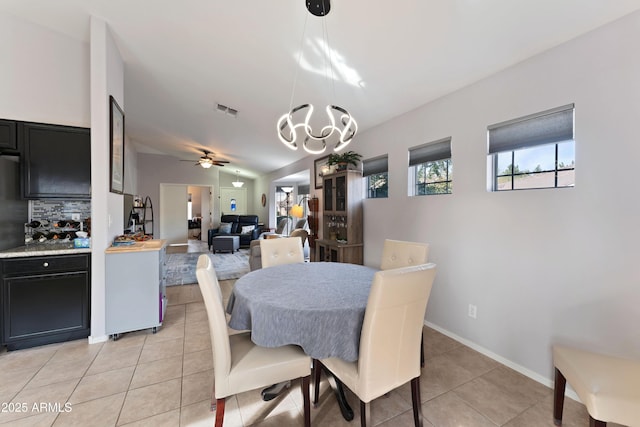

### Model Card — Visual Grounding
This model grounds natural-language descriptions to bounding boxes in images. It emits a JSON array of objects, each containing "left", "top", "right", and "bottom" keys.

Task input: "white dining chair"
[
  {"left": 380, "top": 239, "right": 430, "bottom": 366},
  {"left": 553, "top": 344, "right": 640, "bottom": 426},
  {"left": 380, "top": 239, "right": 430, "bottom": 270},
  {"left": 313, "top": 263, "right": 437, "bottom": 427},
  {"left": 260, "top": 235, "right": 304, "bottom": 268},
  {"left": 195, "top": 254, "right": 311, "bottom": 427}
]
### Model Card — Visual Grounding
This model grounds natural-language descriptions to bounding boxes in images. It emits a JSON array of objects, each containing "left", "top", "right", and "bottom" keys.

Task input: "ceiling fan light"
[{"left": 200, "top": 160, "right": 213, "bottom": 169}]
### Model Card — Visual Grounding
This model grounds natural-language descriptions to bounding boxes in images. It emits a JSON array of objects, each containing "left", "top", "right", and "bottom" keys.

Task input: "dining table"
[{"left": 226, "top": 261, "right": 377, "bottom": 420}]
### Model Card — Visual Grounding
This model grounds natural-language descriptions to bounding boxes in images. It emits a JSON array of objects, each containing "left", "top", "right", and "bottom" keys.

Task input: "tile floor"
[{"left": 0, "top": 280, "right": 600, "bottom": 426}]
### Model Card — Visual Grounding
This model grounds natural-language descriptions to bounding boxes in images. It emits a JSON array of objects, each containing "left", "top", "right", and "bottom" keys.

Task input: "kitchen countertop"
[
  {"left": 0, "top": 242, "right": 91, "bottom": 258},
  {"left": 104, "top": 239, "right": 167, "bottom": 254}
]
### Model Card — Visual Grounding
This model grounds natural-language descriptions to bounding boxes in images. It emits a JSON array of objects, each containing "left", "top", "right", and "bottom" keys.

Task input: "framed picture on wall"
[
  {"left": 109, "top": 95, "right": 125, "bottom": 194},
  {"left": 314, "top": 155, "right": 330, "bottom": 189}
]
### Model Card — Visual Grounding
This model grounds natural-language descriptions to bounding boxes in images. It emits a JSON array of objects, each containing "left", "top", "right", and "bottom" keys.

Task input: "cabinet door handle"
[{"left": 43, "top": 262, "right": 49, "bottom": 267}]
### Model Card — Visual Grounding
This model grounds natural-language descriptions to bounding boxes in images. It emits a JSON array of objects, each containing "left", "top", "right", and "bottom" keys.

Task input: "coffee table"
[{"left": 211, "top": 235, "right": 239, "bottom": 253}]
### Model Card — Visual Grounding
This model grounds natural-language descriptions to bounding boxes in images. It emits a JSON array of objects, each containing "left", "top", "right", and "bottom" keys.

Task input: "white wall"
[
  {"left": 89, "top": 17, "right": 125, "bottom": 342},
  {"left": 347, "top": 11, "right": 640, "bottom": 383},
  {"left": 0, "top": 14, "right": 128, "bottom": 343},
  {"left": 0, "top": 14, "right": 89, "bottom": 126},
  {"left": 137, "top": 153, "right": 220, "bottom": 230}
]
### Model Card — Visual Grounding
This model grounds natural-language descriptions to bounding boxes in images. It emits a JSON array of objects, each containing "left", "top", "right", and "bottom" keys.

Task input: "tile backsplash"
[{"left": 30, "top": 200, "right": 91, "bottom": 221}]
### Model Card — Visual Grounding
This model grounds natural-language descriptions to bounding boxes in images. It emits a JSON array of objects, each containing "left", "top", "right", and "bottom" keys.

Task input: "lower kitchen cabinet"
[
  {"left": 105, "top": 240, "right": 167, "bottom": 339},
  {"left": 1, "top": 254, "right": 91, "bottom": 350}
]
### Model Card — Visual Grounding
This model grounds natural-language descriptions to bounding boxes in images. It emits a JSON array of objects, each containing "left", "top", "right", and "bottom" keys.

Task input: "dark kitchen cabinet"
[
  {"left": 0, "top": 119, "right": 18, "bottom": 153},
  {"left": 1, "top": 254, "right": 91, "bottom": 350},
  {"left": 21, "top": 122, "right": 91, "bottom": 199}
]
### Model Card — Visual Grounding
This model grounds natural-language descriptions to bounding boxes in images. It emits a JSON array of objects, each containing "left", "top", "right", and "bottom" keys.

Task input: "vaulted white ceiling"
[{"left": 2, "top": 0, "right": 640, "bottom": 178}]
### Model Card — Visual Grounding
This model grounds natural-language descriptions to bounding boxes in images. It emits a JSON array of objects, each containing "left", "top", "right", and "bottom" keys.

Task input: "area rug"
[{"left": 165, "top": 249, "right": 250, "bottom": 285}]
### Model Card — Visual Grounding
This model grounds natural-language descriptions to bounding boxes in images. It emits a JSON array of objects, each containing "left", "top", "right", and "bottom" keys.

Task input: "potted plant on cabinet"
[{"left": 327, "top": 151, "right": 362, "bottom": 171}]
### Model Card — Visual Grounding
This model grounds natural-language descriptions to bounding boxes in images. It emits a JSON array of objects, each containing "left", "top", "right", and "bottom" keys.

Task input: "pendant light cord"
[
  {"left": 287, "top": 12, "right": 309, "bottom": 113},
  {"left": 321, "top": 2, "right": 337, "bottom": 103}
]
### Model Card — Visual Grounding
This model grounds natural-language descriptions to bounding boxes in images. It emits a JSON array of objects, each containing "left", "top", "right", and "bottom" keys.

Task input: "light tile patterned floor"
[{"left": 0, "top": 281, "right": 601, "bottom": 426}]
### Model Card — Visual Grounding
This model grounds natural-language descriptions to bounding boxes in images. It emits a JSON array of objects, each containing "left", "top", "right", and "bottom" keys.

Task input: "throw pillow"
[
  {"left": 219, "top": 222, "right": 232, "bottom": 233},
  {"left": 241, "top": 225, "right": 255, "bottom": 234}
]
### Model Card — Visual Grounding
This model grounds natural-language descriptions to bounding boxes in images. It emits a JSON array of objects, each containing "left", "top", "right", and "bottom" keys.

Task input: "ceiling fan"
[{"left": 181, "top": 150, "right": 229, "bottom": 168}]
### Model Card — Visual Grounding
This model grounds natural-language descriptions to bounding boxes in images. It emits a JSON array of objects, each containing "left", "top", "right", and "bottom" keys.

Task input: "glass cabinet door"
[
  {"left": 324, "top": 177, "right": 333, "bottom": 211},
  {"left": 335, "top": 175, "right": 346, "bottom": 212}
]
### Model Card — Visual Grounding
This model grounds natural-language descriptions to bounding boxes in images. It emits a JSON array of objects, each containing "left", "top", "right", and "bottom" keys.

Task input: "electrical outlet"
[
  {"left": 468, "top": 304, "right": 477, "bottom": 319},
  {"left": 71, "top": 213, "right": 81, "bottom": 221}
]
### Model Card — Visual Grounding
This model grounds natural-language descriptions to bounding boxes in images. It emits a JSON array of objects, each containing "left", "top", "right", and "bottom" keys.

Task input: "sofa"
[{"left": 208, "top": 214, "right": 261, "bottom": 249}]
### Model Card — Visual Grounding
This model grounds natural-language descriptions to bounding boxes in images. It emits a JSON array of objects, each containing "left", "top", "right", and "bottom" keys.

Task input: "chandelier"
[
  {"left": 232, "top": 170, "right": 244, "bottom": 188},
  {"left": 277, "top": 0, "right": 358, "bottom": 155}
]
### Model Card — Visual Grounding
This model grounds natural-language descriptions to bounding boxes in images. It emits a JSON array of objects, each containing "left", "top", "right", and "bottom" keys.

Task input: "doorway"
[{"left": 159, "top": 183, "right": 214, "bottom": 245}]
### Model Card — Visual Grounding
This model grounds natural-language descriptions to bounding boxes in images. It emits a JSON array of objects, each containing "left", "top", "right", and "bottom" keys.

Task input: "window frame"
[
  {"left": 408, "top": 137, "right": 452, "bottom": 196},
  {"left": 488, "top": 104, "right": 575, "bottom": 192},
  {"left": 363, "top": 155, "right": 388, "bottom": 199},
  {"left": 412, "top": 158, "right": 453, "bottom": 195}
]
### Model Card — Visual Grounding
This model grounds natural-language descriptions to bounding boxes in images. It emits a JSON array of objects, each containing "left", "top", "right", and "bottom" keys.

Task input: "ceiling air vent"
[{"left": 216, "top": 103, "right": 238, "bottom": 118}]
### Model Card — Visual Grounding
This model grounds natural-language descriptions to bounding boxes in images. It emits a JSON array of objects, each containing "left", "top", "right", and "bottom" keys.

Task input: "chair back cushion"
[
  {"left": 195, "top": 255, "right": 232, "bottom": 385},
  {"left": 380, "top": 239, "right": 430, "bottom": 270},
  {"left": 260, "top": 237, "right": 304, "bottom": 268},
  {"left": 275, "top": 217, "right": 292, "bottom": 234},
  {"left": 358, "top": 263, "right": 437, "bottom": 401},
  {"left": 289, "top": 229, "right": 309, "bottom": 246},
  {"left": 238, "top": 215, "right": 259, "bottom": 225},
  {"left": 221, "top": 214, "right": 239, "bottom": 224}
]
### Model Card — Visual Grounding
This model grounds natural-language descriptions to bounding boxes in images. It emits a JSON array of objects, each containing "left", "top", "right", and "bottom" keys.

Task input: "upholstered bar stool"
[{"left": 553, "top": 344, "right": 640, "bottom": 427}]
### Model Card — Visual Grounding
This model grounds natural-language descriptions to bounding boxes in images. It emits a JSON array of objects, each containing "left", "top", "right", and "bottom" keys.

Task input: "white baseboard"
[
  {"left": 88, "top": 335, "right": 109, "bottom": 344},
  {"left": 424, "top": 321, "right": 580, "bottom": 402}
]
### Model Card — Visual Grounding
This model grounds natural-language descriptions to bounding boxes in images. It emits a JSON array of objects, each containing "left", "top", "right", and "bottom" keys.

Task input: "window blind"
[
  {"left": 488, "top": 104, "right": 574, "bottom": 154},
  {"left": 363, "top": 155, "right": 388, "bottom": 176},
  {"left": 409, "top": 137, "right": 452, "bottom": 166}
]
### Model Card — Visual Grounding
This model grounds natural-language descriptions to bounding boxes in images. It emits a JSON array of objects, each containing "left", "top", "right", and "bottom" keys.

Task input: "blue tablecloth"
[{"left": 227, "top": 262, "right": 376, "bottom": 362}]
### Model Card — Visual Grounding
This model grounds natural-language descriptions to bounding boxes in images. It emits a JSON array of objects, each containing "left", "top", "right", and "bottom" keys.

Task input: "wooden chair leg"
[
  {"left": 214, "top": 398, "right": 225, "bottom": 427},
  {"left": 589, "top": 416, "right": 606, "bottom": 427},
  {"left": 553, "top": 368, "right": 566, "bottom": 426},
  {"left": 411, "top": 376, "right": 424, "bottom": 427},
  {"left": 360, "top": 400, "right": 371, "bottom": 427},
  {"left": 312, "top": 359, "right": 322, "bottom": 406},
  {"left": 420, "top": 332, "right": 425, "bottom": 368},
  {"left": 301, "top": 375, "right": 311, "bottom": 427}
]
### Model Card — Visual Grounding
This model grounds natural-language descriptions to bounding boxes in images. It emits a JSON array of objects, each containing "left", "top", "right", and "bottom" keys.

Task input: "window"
[
  {"left": 276, "top": 186, "right": 294, "bottom": 218},
  {"left": 488, "top": 104, "right": 575, "bottom": 191},
  {"left": 409, "top": 137, "right": 452, "bottom": 196},
  {"left": 363, "top": 155, "right": 388, "bottom": 198}
]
